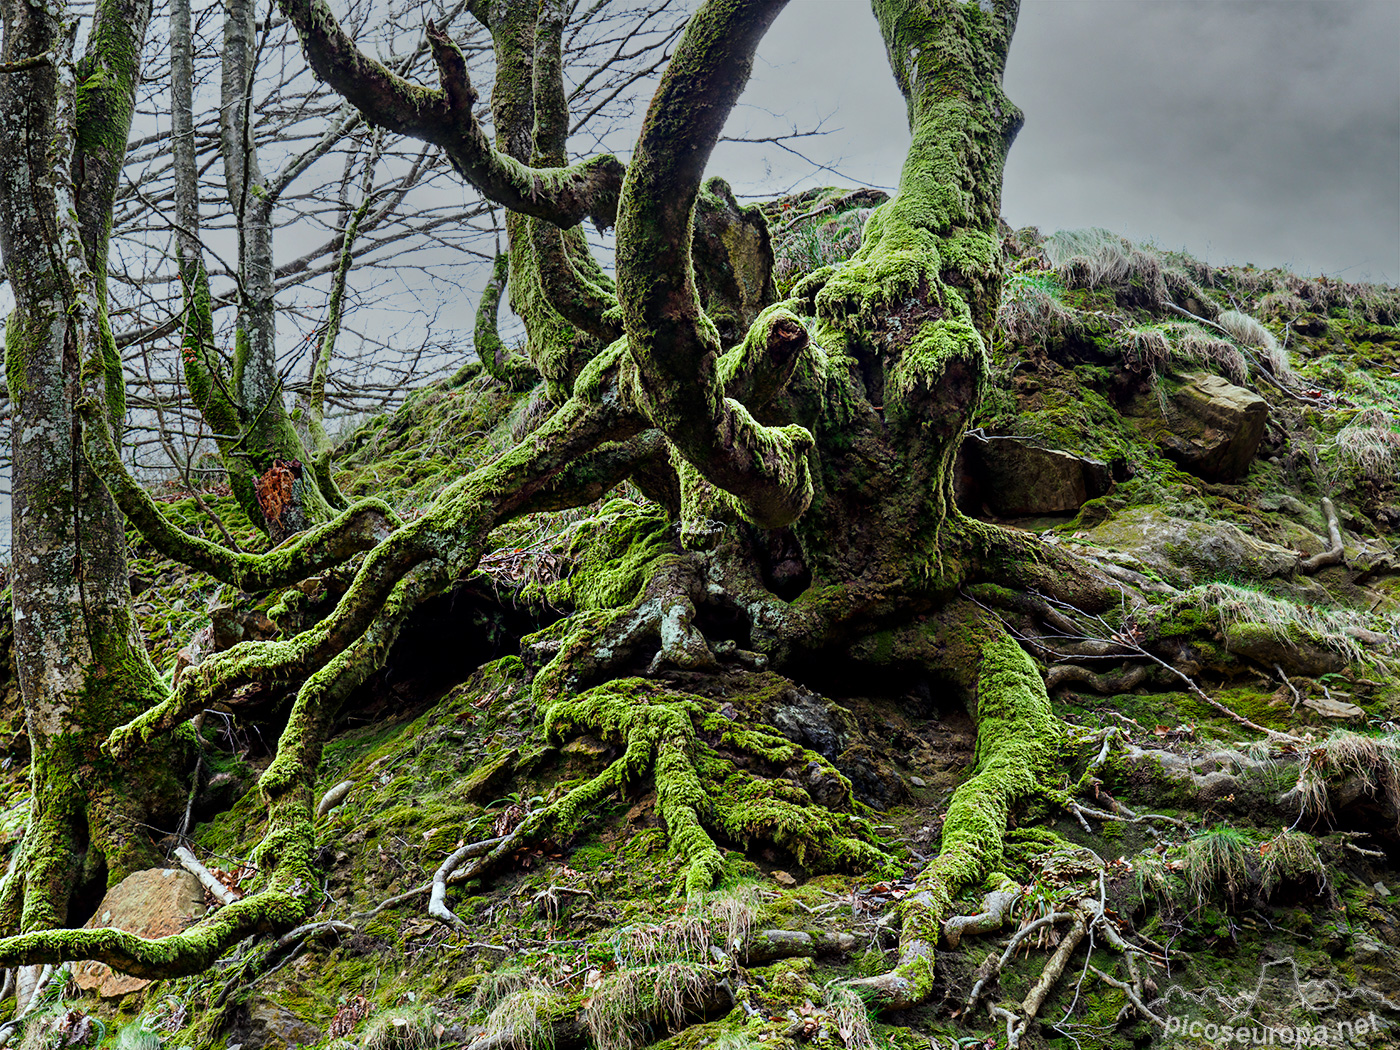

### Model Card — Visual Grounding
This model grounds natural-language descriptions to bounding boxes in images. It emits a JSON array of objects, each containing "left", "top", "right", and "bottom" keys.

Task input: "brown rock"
[
  {"left": 1134, "top": 371, "right": 1268, "bottom": 480},
  {"left": 74, "top": 868, "right": 206, "bottom": 998},
  {"left": 772, "top": 870, "right": 798, "bottom": 887},
  {"left": 960, "top": 439, "right": 1112, "bottom": 516}
]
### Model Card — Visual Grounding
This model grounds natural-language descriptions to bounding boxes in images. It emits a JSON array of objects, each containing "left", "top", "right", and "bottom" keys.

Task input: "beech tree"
[{"left": 0, "top": 0, "right": 1151, "bottom": 1029}]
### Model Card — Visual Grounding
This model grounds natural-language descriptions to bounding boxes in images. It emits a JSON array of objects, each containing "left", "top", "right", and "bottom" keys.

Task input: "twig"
[{"left": 174, "top": 845, "right": 239, "bottom": 906}]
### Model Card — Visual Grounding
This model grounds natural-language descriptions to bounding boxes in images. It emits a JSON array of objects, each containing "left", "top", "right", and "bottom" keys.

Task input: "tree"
[
  {"left": 0, "top": 0, "right": 188, "bottom": 1008},
  {"left": 2, "top": 0, "right": 1316, "bottom": 1040}
]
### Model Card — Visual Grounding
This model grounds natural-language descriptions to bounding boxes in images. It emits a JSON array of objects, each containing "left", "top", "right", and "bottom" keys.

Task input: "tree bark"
[{"left": 0, "top": 0, "right": 186, "bottom": 949}]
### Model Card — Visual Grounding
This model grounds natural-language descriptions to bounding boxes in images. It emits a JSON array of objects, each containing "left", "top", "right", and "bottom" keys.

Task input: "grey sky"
[{"left": 714, "top": 0, "right": 1400, "bottom": 283}]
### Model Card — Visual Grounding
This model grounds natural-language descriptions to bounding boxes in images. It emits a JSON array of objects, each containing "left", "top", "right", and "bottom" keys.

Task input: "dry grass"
[
  {"left": 609, "top": 883, "right": 761, "bottom": 966},
  {"left": 584, "top": 962, "right": 710, "bottom": 1050},
  {"left": 823, "top": 986, "right": 876, "bottom": 1050},
  {"left": 1334, "top": 407, "right": 1400, "bottom": 481},
  {"left": 1216, "top": 309, "right": 1290, "bottom": 376},
  {"left": 704, "top": 883, "right": 761, "bottom": 954},
  {"left": 608, "top": 915, "right": 710, "bottom": 968},
  {"left": 469, "top": 972, "right": 548, "bottom": 1019},
  {"left": 482, "top": 989, "right": 557, "bottom": 1050},
  {"left": 1259, "top": 830, "right": 1326, "bottom": 896},
  {"left": 997, "top": 270, "right": 1075, "bottom": 347},
  {"left": 361, "top": 1005, "right": 445, "bottom": 1050},
  {"left": 1116, "top": 325, "right": 1171, "bottom": 372},
  {"left": 1258, "top": 290, "right": 1307, "bottom": 321},
  {"left": 1040, "top": 227, "right": 1165, "bottom": 307},
  {"left": 1179, "top": 582, "right": 1386, "bottom": 665},
  {"left": 1168, "top": 322, "right": 1249, "bottom": 384}
]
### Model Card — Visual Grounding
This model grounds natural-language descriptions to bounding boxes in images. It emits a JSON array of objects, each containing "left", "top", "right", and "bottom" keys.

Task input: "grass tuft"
[
  {"left": 1177, "top": 582, "right": 1389, "bottom": 665},
  {"left": 584, "top": 962, "right": 710, "bottom": 1050},
  {"left": 1259, "top": 830, "right": 1326, "bottom": 896},
  {"left": 1334, "top": 407, "right": 1400, "bottom": 481},
  {"left": 361, "top": 1005, "right": 445, "bottom": 1050},
  {"left": 1182, "top": 826, "right": 1257, "bottom": 906},
  {"left": 823, "top": 986, "right": 876, "bottom": 1050},
  {"left": 1217, "top": 309, "right": 1289, "bottom": 376},
  {"left": 482, "top": 989, "right": 557, "bottom": 1050}
]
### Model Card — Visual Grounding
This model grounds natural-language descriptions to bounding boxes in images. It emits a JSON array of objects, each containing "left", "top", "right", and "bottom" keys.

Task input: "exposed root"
[
  {"left": 434, "top": 678, "right": 891, "bottom": 903},
  {"left": 849, "top": 614, "right": 1064, "bottom": 1008},
  {"left": 1298, "top": 497, "right": 1345, "bottom": 574}
]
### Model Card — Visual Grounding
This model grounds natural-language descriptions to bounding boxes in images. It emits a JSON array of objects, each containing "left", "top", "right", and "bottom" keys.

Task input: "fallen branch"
[
  {"left": 316, "top": 779, "right": 355, "bottom": 817},
  {"left": 174, "top": 846, "right": 239, "bottom": 907}
]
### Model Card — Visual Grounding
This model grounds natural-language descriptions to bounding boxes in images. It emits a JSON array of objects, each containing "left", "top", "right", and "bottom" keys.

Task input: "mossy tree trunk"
[
  {"left": 0, "top": 0, "right": 190, "bottom": 992},
  {"left": 0, "top": 0, "right": 1083, "bottom": 1009}
]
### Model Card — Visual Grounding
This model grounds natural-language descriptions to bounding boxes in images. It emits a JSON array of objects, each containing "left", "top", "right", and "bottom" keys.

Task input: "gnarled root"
[
  {"left": 428, "top": 678, "right": 893, "bottom": 928},
  {"left": 849, "top": 608, "right": 1065, "bottom": 1009}
]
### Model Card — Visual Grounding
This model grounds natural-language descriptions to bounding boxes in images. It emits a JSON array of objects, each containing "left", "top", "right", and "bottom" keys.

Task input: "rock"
[
  {"left": 1302, "top": 693, "right": 1366, "bottom": 719},
  {"left": 764, "top": 687, "right": 850, "bottom": 759},
  {"left": 835, "top": 743, "right": 907, "bottom": 810},
  {"left": 1082, "top": 506, "right": 1302, "bottom": 589},
  {"left": 909, "top": 775, "right": 928, "bottom": 788},
  {"left": 226, "top": 999, "right": 324, "bottom": 1050},
  {"left": 772, "top": 870, "right": 797, "bottom": 887},
  {"left": 1132, "top": 371, "right": 1268, "bottom": 480},
  {"left": 961, "top": 438, "right": 1112, "bottom": 516},
  {"left": 1376, "top": 882, "right": 1392, "bottom": 897},
  {"left": 74, "top": 869, "right": 206, "bottom": 998},
  {"left": 208, "top": 598, "right": 278, "bottom": 651},
  {"left": 1224, "top": 622, "right": 1348, "bottom": 677}
]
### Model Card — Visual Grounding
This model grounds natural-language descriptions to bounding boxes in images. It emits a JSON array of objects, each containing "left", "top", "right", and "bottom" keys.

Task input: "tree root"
[
  {"left": 1299, "top": 497, "right": 1345, "bottom": 574},
  {"left": 849, "top": 613, "right": 1064, "bottom": 1009},
  {"left": 963, "top": 869, "right": 1166, "bottom": 1044},
  {"left": 436, "top": 678, "right": 892, "bottom": 902},
  {"left": 0, "top": 561, "right": 443, "bottom": 976}
]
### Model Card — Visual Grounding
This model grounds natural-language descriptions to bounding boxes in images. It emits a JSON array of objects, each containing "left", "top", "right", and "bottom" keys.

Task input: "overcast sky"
[{"left": 712, "top": 0, "right": 1400, "bottom": 284}]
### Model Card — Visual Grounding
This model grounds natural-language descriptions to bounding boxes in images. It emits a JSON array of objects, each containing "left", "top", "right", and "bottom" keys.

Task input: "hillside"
[{"left": 1, "top": 200, "right": 1399, "bottom": 1050}]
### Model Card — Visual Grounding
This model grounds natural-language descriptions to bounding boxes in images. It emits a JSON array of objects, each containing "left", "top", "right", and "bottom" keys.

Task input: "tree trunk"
[
  {"left": 0, "top": 0, "right": 187, "bottom": 957},
  {"left": 219, "top": 0, "right": 335, "bottom": 539}
]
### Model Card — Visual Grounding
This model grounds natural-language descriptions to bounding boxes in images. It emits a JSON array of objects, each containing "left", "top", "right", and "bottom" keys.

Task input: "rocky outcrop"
[
  {"left": 1131, "top": 371, "right": 1269, "bottom": 480},
  {"left": 74, "top": 869, "right": 206, "bottom": 998},
  {"left": 226, "top": 999, "right": 324, "bottom": 1050},
  {"left": 958, "top": 438, "right": 1112, "bottom": 516}
]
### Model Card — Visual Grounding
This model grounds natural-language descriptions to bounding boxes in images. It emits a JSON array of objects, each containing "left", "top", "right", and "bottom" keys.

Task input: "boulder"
[
  {"left": 1133, "top": 371, "right": 1268, "bottom": 480},
  {"left": 226, "top": 999, "right": 324, "bottom": 1050},
  {"left": 959, "top": 438, "right": 1112, "bottom": 516},
  {"left": 74, "top": 868, "right": 206, "bottom": 997},
  {"left": 1223, "top": 622, "right": 1348, "bottom": 677}
]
